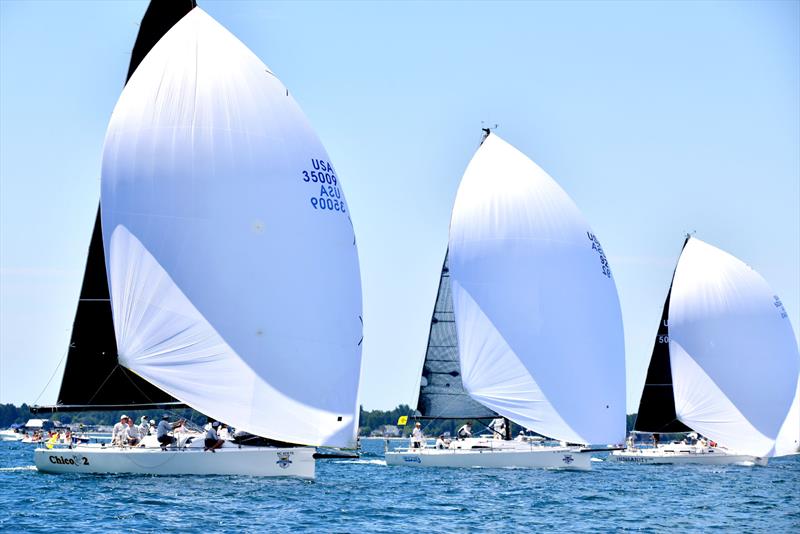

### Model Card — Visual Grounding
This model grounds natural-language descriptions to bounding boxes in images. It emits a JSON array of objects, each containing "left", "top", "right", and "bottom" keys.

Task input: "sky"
[{"left": 1, "top": 0, "right": 798, "bottom": 413}]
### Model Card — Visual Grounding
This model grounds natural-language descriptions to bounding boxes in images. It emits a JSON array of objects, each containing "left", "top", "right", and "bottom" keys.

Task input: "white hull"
[
  {"left": 385, "top": 445, "right": 592, "bottom": 470},
  {"left": 610, "top": 446, "right": 767, "bottom": 466},
  {"left": 0, "top": 431, "right": 24, "bottom": 442},
  {"left": 34, "top": 444, "right": 316, "bottom": 478}
]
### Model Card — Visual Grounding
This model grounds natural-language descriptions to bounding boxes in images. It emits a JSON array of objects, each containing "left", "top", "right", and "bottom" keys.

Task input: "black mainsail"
[
  {"left": 415, "top": 251, "right": 497, "bottom": 419},
  {"left": 632, "top": 237, "right": 691, "bottom": 433},
  {"left": 50, "top": 0, "right": 197, "bottom": 410}
]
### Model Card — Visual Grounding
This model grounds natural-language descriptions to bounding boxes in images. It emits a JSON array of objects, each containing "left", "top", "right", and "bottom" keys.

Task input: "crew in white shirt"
[
  {"left": 204, "top": 421, "right": 224, "bottom": 452},
  {"left": 411, "top": 422, "right": 424, "bottom": 449},
  {"left": 123, "top": 418, "right": 141, "bottom": 446},
  {"left": 111, "top": 415, "right": 129, "bottom": 446},
  {"left": 138, "top": 416, "right": 150, "bottom": 437},
  {"left": 489, "top": 417, "right": 506, "bottom": 440}
]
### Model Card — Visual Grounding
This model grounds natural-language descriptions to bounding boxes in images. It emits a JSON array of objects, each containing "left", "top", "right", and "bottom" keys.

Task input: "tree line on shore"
[{"left": 1, "top": 403, "right": 638, "bottom": 437}]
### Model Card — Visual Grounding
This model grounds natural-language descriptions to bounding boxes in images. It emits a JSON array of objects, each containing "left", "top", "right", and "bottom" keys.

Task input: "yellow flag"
[{"left": 397, "top": 416, "right": 408, "bottom": 426}]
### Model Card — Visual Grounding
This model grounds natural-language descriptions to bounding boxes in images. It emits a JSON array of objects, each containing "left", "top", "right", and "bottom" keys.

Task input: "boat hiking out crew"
[
  {"left": 157, "top": 415, "right": 184, "bottom": 450},
  {"left": 111, "top": 415, "right": 129, "bottom": 446},
  {"left": 411, "top": 422, "right": 424, "bottom": 449},
  {"left": 457, "top": 421, "right": 473, "bottom": 439},
  {"left": 204, "top": 422, "right": 224, "bottom": 452}
]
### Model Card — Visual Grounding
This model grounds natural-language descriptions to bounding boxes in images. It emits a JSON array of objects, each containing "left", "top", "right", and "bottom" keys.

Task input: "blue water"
[{"left": 1, "top": 439, "right": 798, "bottom": 532}]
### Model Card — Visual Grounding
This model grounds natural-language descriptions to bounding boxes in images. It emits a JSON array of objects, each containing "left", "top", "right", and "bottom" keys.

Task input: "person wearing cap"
[
  {"left": 156, "top": 415, "right": 184, "bottom": 449},
  {"left": 111, "top": 415, "right": 129, "bottom": 447},
  {"left": 204, "top": 421, "right": 224, "bottom": 452},
  {"left": 410, "top": 422, "right": 424, "bottom": 449},
  {"left": 435, "top": 434, "right": 447, "bottom": 449}
]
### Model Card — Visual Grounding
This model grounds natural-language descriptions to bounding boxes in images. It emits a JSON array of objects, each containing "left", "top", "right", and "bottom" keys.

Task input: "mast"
[
  {"left": 632, "top": 236, "right": 691, "bottom": 433},
  {"left": 47, "top": 0, "right": 197, "bottom": 410}
]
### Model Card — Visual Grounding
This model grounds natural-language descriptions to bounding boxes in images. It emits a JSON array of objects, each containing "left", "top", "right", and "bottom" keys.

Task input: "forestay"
[
  {"left": 101, "top": 8, "right": 362, "bottom": 448},
  {"left": 448, "top": 133, "right": 626, "bottom": 445},
  {"left": 668, "top": 238, "right": 800, "bottom": 457}
]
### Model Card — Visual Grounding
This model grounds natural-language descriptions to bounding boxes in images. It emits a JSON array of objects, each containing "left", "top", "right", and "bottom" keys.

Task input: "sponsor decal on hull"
[
  {"left": 402, "top": 456, "right": 422, "bottom": 463},
  {"left": 276, "top": 451, "right": 294, "bottom": 469}
]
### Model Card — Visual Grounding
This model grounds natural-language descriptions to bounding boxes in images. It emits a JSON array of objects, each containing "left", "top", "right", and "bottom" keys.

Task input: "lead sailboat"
[
  {"left": 34, "top": 4, "right": 363, "bottom": 479},
  {"left": 385, "top": 132, "right": 626, "bottom": 470},
  {"left": 612, "top": 237, "right": 800, "bottom": 465}
]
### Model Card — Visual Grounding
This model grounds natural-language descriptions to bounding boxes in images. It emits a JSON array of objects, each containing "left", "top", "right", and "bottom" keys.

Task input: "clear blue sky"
[{"left": 1, "top": 1, "right": 798, "bottom": 413}]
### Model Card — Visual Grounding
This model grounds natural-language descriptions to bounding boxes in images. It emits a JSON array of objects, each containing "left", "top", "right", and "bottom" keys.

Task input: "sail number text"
[
  {"left": 302, "top": 159, "right": 347, "bottom": 214},
  {"left": 587, "top": 232, "right": 612, "bottom": 278}
]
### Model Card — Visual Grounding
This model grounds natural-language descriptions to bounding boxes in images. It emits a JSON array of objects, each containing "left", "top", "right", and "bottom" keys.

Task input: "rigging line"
[
  {"left": 32, "top": 346, "right": 69, "bottom": 406},
  {"left": 86, "top": 365, "right": 124, "bottom": 405}
]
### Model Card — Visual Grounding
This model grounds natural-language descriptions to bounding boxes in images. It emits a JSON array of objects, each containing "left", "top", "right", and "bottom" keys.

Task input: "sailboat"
[
  {"left": 612, "top": 237, "right": 800, "bottom": 465},
  {"left": 33, "top": 3, "right": 363, "bottom": 479},
  {"left": 385, "top": 132, "right": 626, "bottom": 470}
]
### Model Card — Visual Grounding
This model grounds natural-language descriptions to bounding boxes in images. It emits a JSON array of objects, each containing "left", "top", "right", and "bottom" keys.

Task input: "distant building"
[{"left": 369, "top": 424, "right": 401, "bottom": 437}]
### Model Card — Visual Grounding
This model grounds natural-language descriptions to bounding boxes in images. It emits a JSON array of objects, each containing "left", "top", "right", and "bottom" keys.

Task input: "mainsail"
[
  {"left": 447, "top": 133, "right": 626, "bottom": 445},
  {"left": 415, "top": 251, "right": 497, "bottom": 419},
  {"left": 56, "top": 0, "right": 197, "bottom": 408},
  {"left": 633, "top": 237, "right": 691, "bottom": 433},
  {"left": 101, "top": 8, "right": 363, "bottom": 447},
  {"left": 665, "top": 237, "right": 799, "bottom": 456}
]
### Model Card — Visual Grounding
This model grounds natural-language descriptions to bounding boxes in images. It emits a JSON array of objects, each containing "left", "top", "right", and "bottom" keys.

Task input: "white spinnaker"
[
  {"left": 775, "top": 377, "right": 800, "bottom": 455},
  {"left": 669, "top": 238, "right": 800, "bottom": 456},
  {"left": 101, "top": 8, "right": 362, "bottom": 448},
  {"left": 448, "top": 133, "right": 626, "bottom": 445}
]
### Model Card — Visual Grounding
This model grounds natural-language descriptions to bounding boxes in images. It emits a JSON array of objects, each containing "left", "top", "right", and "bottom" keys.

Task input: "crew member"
[
  {"left": 411, "top": 422, "right": 424, "bottom": 449},
  {"left": 123, "top": 417, "right": 141, "bottom": 446},
  {"left": 156, "top": 415, "right": 184, "bottom": 450},
  {"left": 457, "top": 421, "right": 473, "bottom": 439},
  {"left": 204, "top": 421, "right": 225, "bottom": 452},
  {"left": 435, "top": 434, "right": 447, "bottom": 449},
  {"left": 489, "top": 418, "right": 506, "bottom": 440},
  {"left": 111, "top": 415, "right": 128, "bottom": 446},
  {"left": 138, "top": 416, "right": 150, "bottom": 437}
]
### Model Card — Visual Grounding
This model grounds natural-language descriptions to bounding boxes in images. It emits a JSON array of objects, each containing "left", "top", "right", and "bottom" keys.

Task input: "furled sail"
[
  {"left": 448, "top": 133, "right": 626, "bottom": 445},
  {"left": 101, "top": 8, "right": 362, "bottom": 447},
  {"left": 415, "top": 251, "right": 497, "bottom": 419},
  {"left": 667, "top": 237, "right": 800, "bottom": 457},
  {"left": 56, "top": 0, "right": 196, "bottom": 408},
  {"left": 633, "top": 238, "right": 691, "bottom": 433}
]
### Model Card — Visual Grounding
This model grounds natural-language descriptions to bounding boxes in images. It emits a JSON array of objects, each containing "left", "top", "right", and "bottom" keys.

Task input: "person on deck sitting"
[
  {"left": 410, "top": 422, "right": 424, "bottom": 449},
  {"left": 123, "top": 417, "right": 141, "bottom": 446},
  {"left": 156, "top": 415, "right": 184, "bottom": 449},
  {"left": 204, "top": 421, "right": 225, "bottom": 452},
  {"left": 457, "top": 421, "right": 473, "bottom": 440},
  {"left": 435, "top": 434, "right": 447, "bottom": 449},
  {"left": 138, "top": 416, "right": 150, "bottom": 437},
  {"left": 111, "top": 415, "right": 129, "bottom": 446}
]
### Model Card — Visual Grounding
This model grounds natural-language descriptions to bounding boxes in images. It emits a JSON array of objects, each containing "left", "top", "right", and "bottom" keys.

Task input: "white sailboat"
[
  {"left": 385, "top": 132, "right": 627, "bottom": 470},
  {"left": 35, "top": 5, "right": 363, "bottom": 479},
  {"left": 612, "top": 237, "right": 800, "bottom": 465}
]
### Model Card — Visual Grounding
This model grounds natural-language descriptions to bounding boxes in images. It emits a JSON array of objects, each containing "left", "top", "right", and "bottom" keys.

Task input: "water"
[{"left": 1, "top": 439, "right": 798, "bottom": 532}]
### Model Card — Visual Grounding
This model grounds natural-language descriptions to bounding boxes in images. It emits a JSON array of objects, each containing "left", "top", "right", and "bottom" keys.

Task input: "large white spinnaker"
[
  {"left": 668, "top": 238, "right": 800, "bottom": 457},
  {"left": 448, "top": 133, "right": 626, "bottom": 445},
  {"left": 101, "top": 8, "right": 362, "bottom": 448}
]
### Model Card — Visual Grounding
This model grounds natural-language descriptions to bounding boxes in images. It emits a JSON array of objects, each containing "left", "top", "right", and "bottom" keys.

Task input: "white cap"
[{"left": 120, "top": 415, "right": 128, "bottom": 420}]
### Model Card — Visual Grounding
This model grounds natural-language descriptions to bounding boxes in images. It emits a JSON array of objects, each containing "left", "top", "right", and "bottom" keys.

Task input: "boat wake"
[
  {"left": 333, "top": 459, "right": 386, "bottom": 466},
  {"left": 0, "top": 465, "right": 36, "bottom": 472}
]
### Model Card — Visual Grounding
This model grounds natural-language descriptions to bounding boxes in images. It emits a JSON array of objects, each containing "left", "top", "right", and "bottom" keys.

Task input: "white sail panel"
[
  {"left": 101, "top": 8, "right": 362, "bottom": 447},
  {"left": 669, "top": 340, "right": 773, "bottom": 454},
  {"left": 669, "top": 238, "right": 800, "bottom": 456},
  {"left": 448, "top": 133, "right": 626, "bottom": 445},
  {"left": 775, "top": 378, "right": 800, "bottom": 456}
]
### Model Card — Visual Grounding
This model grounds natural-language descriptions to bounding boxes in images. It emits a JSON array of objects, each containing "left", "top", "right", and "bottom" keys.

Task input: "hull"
[
  {"left": 34, "top": 444, "right": 315, "bottom": 478},
  {"left": 610, "top": 448, "right": 767, "bottom": 466},
  {"left": 385, "top": 446, "right": 592, "bottom": 470}
]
